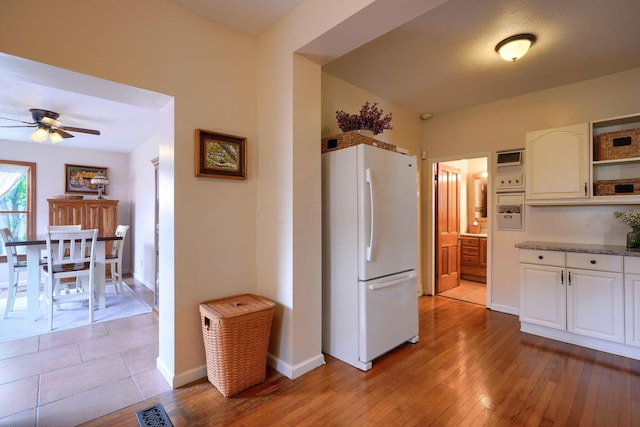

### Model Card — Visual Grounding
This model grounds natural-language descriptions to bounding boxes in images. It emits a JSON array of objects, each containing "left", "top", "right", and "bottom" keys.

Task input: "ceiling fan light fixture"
[
  {"left": 49, "top": 130, "right": 64, "bottom": 143},
  {"left": 30, "top": 126, "right": 49, "bottom": 143},
  {"left": 495, "top": 33, "right": 537, "bottom": 62},
  {"left": 40, "top": 116, "right": 61, "bottom": 127}
]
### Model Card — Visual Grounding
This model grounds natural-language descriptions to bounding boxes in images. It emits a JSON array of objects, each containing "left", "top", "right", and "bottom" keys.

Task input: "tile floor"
[
  {"left": 438, "top": 279, "right": 487, "bottom": 305},
  {"left": 0, "top": 277, "right": 169, "bottom": 426}
]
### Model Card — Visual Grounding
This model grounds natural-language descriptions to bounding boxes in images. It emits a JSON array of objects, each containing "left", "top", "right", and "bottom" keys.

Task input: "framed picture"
[
  {"left": 195, "top": 129, "right": 246, "bottom": 180},
  {"left": 65, "top": 164, "right": 109, "bottom": 195}
]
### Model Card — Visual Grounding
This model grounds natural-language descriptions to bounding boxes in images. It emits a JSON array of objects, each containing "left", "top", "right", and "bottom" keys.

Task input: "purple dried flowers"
[{"left": 335, "top": 102, "right": 393, "bottom": 135}]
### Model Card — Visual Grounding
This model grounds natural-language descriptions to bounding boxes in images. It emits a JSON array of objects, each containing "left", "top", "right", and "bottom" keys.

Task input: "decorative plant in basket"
[{"left": 335, "top": 102, "right": 393, "bottom": 135}]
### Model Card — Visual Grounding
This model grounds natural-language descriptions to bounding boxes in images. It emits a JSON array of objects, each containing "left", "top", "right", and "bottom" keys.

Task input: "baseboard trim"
[
  {"left": 489, "top": 303, "right": 519, "bottom": 316},
  {"left": 267, "top": 352, "right": 326, "bottom": 379},
  {"left": 157, "top": 356, "right": 207, "bottom": 389},
  {"left": 156, "top": 351, "right": 326, "bottom": 389},
  {"left": 132, "top": 271, "right": 154, "bottom": 290}
]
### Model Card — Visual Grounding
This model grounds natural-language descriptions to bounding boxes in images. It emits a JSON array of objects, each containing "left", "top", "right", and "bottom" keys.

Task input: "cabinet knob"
[
  {"left": 538, "top": 255, "right": 543, "bottom": 260},
  {"left": 590, "top": 260, "right": 596, "bottom": 264}
]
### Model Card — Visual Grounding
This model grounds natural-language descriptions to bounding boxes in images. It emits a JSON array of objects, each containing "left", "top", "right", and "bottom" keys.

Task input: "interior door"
[{"left": 436, "top": 163, "right": 461, "bottom": 293}]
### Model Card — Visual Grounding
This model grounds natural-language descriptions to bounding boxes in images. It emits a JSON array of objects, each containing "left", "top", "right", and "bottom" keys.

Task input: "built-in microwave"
[
  {"left": 495, "top": 149, "right": 524, "bottom": 192},
  {"left": 496, "top": 150, "right": 522, "bottom": 166}
]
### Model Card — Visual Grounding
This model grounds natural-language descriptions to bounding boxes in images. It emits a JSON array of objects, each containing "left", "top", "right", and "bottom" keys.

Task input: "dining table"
[{"left": 5, "top": 234, "right": 122, "bottom": 321}]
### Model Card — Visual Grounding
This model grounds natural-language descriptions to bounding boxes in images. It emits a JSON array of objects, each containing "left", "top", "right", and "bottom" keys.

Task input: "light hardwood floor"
[{"left": 86, "top": 294, "right": 640, "bottom": 426}]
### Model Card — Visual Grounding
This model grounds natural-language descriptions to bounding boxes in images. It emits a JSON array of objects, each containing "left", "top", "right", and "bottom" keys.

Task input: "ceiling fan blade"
[
  {"left": 55, "top": 129, "right": 75, "bottom": 139},
  {"left": 0, "top": 116, "right": 37, "bottom": 125},
  {"left": 0, "top": 124, "right": 37, "bottom": 128},
  {"left": 58, "top": 126, "right": 101, "bottom": 136}
]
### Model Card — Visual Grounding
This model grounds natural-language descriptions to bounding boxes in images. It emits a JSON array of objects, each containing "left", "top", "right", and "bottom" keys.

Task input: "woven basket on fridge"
[
  {"left": 321, "top": 131, "right": 397, "bottom": 153},
  {"left": 199, "top": 294, "right": 275, "bottom": 397}
]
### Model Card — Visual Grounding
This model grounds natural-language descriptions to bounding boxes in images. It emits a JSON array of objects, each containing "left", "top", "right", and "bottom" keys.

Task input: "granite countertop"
[{"left": 515, "top": 241, "right": 640, "bottom": 257}]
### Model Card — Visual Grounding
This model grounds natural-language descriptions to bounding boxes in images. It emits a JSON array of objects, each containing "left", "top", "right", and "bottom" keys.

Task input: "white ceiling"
[
  {"left": 2, "top": 0, "right": 640, "bottom": 152},
  {"left": 323, "top": 0, "right": 640, "bottom": 116},
  {"left": 167, "top": 0, "right": 640, "bottom": 116},
  {"left": 0, "top": 72, "right": 161, "bottom": 153},
  {"left": 165, "top": 0, "right": 305, "bottom": 37}
]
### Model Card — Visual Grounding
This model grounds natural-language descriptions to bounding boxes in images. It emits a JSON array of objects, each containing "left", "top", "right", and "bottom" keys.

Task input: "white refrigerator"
[{"left": 322, "top": 143, "right": 419, "bottom": 371}]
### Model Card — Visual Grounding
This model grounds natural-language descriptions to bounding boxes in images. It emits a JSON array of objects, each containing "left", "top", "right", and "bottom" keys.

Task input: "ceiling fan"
[{"left": 0, "top": 108, "right": 101, "bottom": 143}]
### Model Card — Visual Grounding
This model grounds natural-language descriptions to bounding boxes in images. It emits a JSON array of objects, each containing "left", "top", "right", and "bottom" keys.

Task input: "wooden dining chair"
[
  {"left": 41, "top": 228, "right": 98, "bottom": 330},
  {"left": 106, "top": 225, "right": 129, "bottom": 294},
  {"left": 0, "top": 228, "right": 28, "bottom": 318}
]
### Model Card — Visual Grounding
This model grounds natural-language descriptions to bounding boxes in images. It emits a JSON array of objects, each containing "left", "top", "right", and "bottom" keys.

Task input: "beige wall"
[
  {"left": 1, "top": 0, "right": 443, "bottom": 384},
  {"left": 422, "top": 67, "right": 640, "bottom": 313},
  {"left": 7, "top": 0, "right": 635, "bottom": 387},
  {"left": 0, "top": 0, "right": 258, "bottom": 386},
  {"left": 255, "top": 0, "right": 445, "bottom": 377},
  {"left": 321, "top": 73, "right": 423, "bottom": 154}
]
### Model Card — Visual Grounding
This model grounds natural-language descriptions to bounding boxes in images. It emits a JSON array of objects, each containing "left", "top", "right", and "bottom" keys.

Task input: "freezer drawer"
[{"left": 359, "top": 270, "right": 419, "bottom": 364}]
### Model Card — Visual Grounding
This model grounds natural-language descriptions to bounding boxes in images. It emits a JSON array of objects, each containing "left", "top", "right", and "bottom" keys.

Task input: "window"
[{"left": 0, "top": 160, "right": 36, "bottom": 258}]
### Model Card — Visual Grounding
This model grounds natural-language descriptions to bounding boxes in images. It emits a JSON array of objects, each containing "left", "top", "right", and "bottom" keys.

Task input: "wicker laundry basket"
[{"left": 199, "top": 294, "right": 275, "bottom": 397}]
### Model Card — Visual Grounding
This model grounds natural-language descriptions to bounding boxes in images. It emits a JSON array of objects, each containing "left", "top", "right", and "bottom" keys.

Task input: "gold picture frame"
[
  {"left": 65, "top": 164, "right": 109, "bottom": 195},
  {"left": 195, "top": 129, "right": 246, "bottom": 180}
]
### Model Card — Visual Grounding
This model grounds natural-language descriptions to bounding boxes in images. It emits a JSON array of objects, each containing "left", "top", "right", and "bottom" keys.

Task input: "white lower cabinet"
[
  {"left": 520, "top": 250, "right": 625, "bottom": 344},
  {"left": 625, "top": 257, "right": 640, "bottom": 347},
  {"left": 566, "top": 268, "right": 624, "bottom": 343},
  {"left": 520, "top": 250, "right": 566, "bottom": 330}
]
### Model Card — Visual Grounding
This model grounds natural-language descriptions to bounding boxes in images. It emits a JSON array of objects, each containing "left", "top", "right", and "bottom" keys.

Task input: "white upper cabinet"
[{"left": 525, "top": 122, "right": 589, "bottom": 202}]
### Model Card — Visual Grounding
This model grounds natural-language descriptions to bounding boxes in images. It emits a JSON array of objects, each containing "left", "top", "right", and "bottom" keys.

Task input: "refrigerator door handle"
[
  {"left": 365, "top": 168, "right": 374, "bottom": 261},
  {"left": 368, "top": 272, "right": 417, "bottom": 290}
]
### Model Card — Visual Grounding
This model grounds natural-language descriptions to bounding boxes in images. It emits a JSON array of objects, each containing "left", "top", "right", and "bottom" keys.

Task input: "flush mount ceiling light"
[{"left": 495, "top": 33, "right": 537, "bottom": 62}]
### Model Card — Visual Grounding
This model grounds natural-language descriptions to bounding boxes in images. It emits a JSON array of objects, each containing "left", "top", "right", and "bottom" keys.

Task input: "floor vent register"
[{"left": 135, "top": 403, "right": 173, "bottom": 427}]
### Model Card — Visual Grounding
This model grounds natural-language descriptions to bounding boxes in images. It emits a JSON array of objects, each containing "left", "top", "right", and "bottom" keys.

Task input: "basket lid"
[{"left": 200, "top": 294, "right": 275, "bottom": 319}]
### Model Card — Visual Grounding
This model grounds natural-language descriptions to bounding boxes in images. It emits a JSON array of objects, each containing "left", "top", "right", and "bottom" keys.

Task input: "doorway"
[{"left": 430, "top": 154, "right": 491, "bottom": 307}]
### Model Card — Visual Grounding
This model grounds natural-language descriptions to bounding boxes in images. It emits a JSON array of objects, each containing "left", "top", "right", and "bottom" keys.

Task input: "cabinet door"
[
  {"left": 625, "top": 273, "right": 640, "bottom": 347},
  {"left": 49, "top": 201, "right": 85, "bottom": 226},
  {"left": 567, "top": 269, "right": 624, "bottom": 343},
  {"left": 84, "top": 201, "right": 118, "bottom": 236},
  {"left": 520, "top": 264, "right": 565, "bottom": 330},
  {"left": 526, "top": 122, "right": 589, "bottom": 200}
]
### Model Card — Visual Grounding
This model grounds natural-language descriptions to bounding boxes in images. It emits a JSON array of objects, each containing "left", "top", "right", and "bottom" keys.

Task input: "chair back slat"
[
  {"left": 46, "top": 229, "right": 98, "bottom": 269},
  {"left": 0, "top": 228, "right": 19, "bottom": 269},
  {"left": 110, "top": 225, "right": 129, "bottom": 258},
  {"left": 43, "top": 227, "right": 98, "bottom": 330}
]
